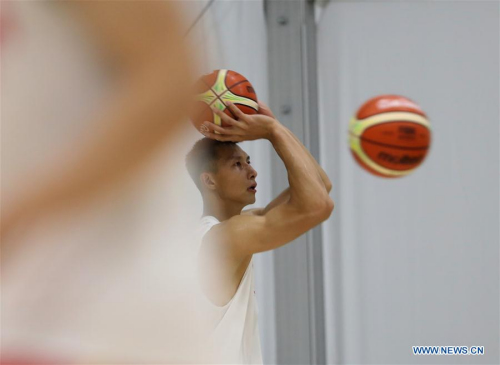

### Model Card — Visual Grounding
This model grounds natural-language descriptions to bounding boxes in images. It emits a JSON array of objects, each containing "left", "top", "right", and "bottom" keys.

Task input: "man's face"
[{"left": 213, "top": 145, "right": 258, "bottom": 206}]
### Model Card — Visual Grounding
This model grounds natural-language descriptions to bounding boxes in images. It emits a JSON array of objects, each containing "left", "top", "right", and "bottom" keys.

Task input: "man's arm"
[
  {"left": 242, "top": 188, "right": 291, "bottom": 217},
  {"left": 242, "top": 102, "right": 332, "bottom": 216},
  {"left": 202, "top": 103, "right": 334, "bottom": 258}
]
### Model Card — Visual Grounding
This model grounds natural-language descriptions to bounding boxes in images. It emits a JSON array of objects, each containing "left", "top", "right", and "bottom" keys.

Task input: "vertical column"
[{"left": 264, "top": 1, "right": 325, "bottom": 364}]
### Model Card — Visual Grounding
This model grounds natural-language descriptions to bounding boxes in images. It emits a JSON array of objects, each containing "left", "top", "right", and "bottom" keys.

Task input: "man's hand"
[
  {"left": 256, "top": 100, "right": 278, "bottom": 120},
  {"left": 200, "top": 101, "right": 278, "bottom": 142}
]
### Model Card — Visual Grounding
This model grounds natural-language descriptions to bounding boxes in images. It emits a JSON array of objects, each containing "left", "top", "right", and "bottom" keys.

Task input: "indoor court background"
[{"left": 1, "top": 1, "right": 498, "bottom": 364}]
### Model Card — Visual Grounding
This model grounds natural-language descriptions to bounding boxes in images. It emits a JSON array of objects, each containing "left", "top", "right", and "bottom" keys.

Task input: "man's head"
[{"left": 186, "top": 138, "right": 258, "bottom": 206}]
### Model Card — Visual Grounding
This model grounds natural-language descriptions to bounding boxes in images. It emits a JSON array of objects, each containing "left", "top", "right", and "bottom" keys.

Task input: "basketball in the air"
[
  {"left": 348, "top": 95, "right": 431, "bottom": 178},
  {"left": 191, "top": 69, "right": 259, "bottom": 133}
]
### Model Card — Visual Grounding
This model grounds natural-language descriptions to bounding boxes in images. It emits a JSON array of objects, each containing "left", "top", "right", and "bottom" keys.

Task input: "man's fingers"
[
  {"left": 212, "top": 107, "right": 246, "bottom": 129},
  {"left": 258, "top": 100, "right": 269, "bottom": 110},
  {"left": 211, "top": 107, "right": 237, "bottom": 126},
  {"left": 201, "top": 129, "right": 241, "bottom": 142},
  {"left": 257, "top": 100, "right": 276, "bottom": 118},
  {"left": 225, "top": 101, "right": 245, "bottom": 120},
  {"left": 200, "top": 122, "right": 241, "bottom": 141},
  {"left": 203, "top": 121, "right": 231, "bottom": 135}
]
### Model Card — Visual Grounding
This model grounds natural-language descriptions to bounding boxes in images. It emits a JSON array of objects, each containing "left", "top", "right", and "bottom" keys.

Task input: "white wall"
[{"left": 317, "top": 2, "right": 499, "bottom": 364}]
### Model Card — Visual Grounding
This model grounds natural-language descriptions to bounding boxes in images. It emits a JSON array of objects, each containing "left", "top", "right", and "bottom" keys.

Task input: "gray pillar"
[{"left": 264, "top": 1, "right": 325, "bottom": 364}]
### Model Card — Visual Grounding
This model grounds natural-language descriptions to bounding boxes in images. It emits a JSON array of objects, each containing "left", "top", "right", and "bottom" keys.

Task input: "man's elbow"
[
  {"left": 325, "top": 181, "right": 333, "bottom": 193},
  {"left": 306, "top": 196, "right": 334, "bottom": 222},
  {"left": 319, "top": 197, "right": 334, "bottom": 220}
]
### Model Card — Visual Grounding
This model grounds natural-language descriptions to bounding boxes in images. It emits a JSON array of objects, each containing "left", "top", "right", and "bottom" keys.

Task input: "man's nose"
[{"left": 248, "top": 165, "right": 257, "bottom": 179}]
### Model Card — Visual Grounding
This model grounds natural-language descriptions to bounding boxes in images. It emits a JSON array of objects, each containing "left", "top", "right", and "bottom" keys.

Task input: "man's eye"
[
  {"left": 247, "top": 161, "right": 251, "bottom": 165},
  {"left": 235, "top": 162, "right": 241, "bottom": 167}
]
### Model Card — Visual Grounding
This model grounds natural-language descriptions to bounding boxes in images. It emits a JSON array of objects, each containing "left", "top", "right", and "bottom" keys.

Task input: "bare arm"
[
  {"left": 243, "top": 101, "right": 332, "bottom": 216},
  {"left": 242, "top": 188, "right": 291, "bottom": 217},
  {"left": 1, "top": 1, "right": 194, "bottom": 239},
  {"left": 202, "top": 103, "right": 334, "bottom": 257}
]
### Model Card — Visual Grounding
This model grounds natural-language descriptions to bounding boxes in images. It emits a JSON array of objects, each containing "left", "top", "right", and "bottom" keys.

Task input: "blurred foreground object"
[
  {"left": 1, "top": 0, "right": 195, "bottom": 242},
  {"left": 0, "top": 1, "right": 212, "bottom": 363}
]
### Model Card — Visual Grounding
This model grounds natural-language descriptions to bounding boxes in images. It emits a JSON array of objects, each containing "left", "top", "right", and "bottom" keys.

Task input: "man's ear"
[{"left": 200, "top": 172, "right": 217, "bottom": 190}]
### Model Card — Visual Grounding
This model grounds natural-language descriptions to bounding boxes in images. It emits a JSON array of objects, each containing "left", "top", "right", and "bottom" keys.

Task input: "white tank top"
[{"left": 197, "top": 216, "right": 263, "bottom": 364}]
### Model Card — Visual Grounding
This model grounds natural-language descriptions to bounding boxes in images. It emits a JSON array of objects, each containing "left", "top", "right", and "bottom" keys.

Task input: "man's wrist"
[{"left": 267, "top": 119, "right": 284, "bottom": 142}]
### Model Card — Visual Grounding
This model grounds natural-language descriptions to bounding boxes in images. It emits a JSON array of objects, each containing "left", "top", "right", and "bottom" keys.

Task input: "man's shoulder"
[
  {"left": 200, "top": 215, "right": 220, "bottom": 228},
  {"left": 241, "top": 208, "right": 265, "bottom": 216},
  {"left": 197, "top": 215, "right": 219, "bottom": 236},
  {"left": 202, "top": 214, "right": 265, "bottom": 245},
  {"left": 200, "top": 215, "right": 257, "bottom": 265}
]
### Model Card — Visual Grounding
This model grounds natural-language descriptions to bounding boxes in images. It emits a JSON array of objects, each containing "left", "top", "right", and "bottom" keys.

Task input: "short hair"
[{"left": 185, "top": 138, "right": 239, "bottom": 191}]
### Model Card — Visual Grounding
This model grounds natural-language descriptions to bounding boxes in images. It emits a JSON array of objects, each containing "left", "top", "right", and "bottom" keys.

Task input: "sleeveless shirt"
[{"left": 197, "top": 216, "right": 263, "bottom": 364}]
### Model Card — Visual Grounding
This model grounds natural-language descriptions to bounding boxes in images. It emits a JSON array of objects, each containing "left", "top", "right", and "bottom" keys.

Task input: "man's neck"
[{"left": 202, "top": 197, "right": 244, "bottom": 222}]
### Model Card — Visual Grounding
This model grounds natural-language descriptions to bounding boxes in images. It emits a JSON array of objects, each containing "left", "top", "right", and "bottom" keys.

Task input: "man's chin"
[{"left": 243, "top": 196, "right": 256, "bottom": 206}]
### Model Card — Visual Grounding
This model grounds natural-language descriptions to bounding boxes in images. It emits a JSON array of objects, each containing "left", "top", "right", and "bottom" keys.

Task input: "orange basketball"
[
  {"left": 191, "top": 69, "right": 259, "bottom": 133},
  {"left": 349, "top": 95, "right": 431, "bottom": 178}
]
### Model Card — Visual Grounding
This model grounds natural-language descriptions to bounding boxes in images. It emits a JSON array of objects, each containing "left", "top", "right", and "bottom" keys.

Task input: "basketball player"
[{"left": 185, "top": 101, "right": 334, "bottom": 363}]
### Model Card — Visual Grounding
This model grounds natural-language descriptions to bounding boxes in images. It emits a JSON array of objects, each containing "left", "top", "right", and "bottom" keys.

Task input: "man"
[{"left": 185, "top": 100, "right": 334, "bottom": 363}]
